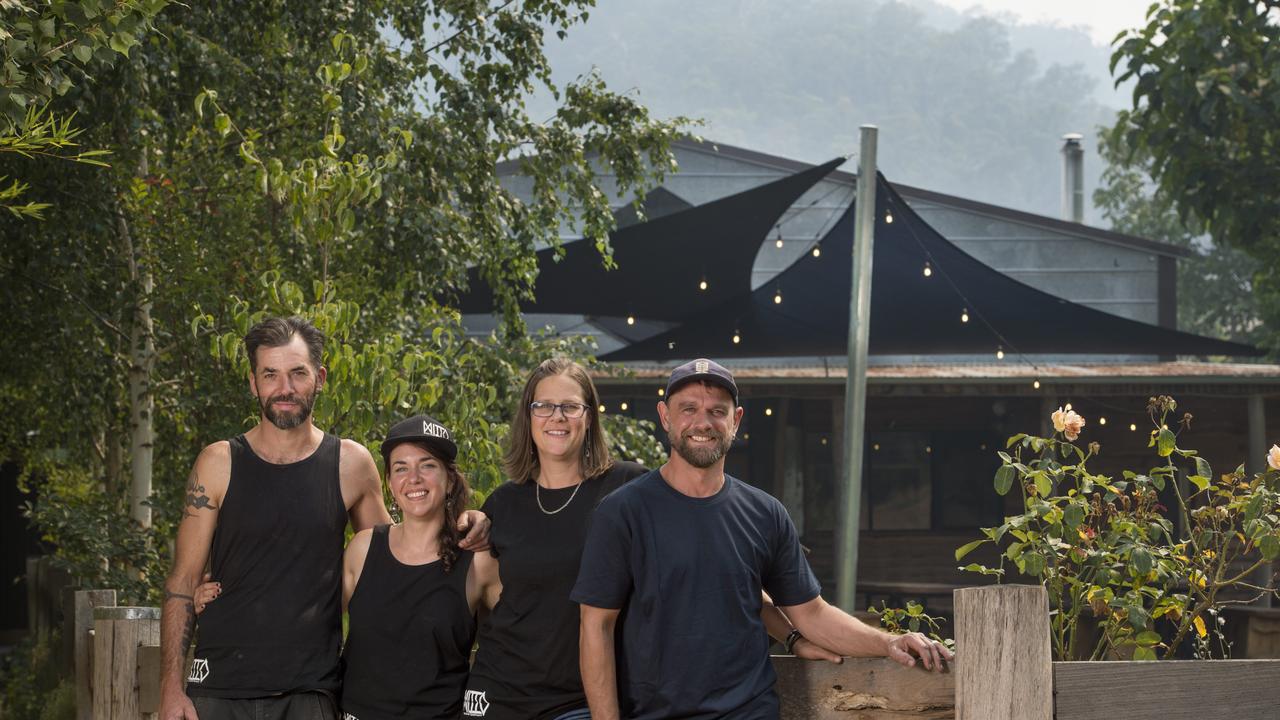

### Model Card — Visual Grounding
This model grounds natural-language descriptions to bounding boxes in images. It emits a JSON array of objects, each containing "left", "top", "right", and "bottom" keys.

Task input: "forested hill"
[{"left": 532, "top": 0, "right": 1122, "bottom": 221}]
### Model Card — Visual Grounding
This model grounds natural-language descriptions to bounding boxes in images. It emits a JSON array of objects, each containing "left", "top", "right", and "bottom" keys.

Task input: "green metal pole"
[{"left": 837, "top": 125, "right": 878, "bottom": 612}]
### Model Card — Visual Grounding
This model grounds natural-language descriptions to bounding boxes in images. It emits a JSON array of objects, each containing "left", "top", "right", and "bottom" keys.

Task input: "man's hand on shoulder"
[
  {"left": 457, "top": 510, "right": 491, "bottom": 552},
  {"left": 885, "top": 632, "right": 953, "bottom": 672}
]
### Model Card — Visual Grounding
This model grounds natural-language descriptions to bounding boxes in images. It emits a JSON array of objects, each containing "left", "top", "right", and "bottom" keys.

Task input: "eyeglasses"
[{"left": 529, "top": 401, "right": 589, "bottom": 419}]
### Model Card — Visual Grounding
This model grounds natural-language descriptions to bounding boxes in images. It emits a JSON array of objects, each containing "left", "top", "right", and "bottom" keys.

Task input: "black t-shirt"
[
  {"left": 190, "top": 433, "right": 346, "bottom": 698},
  {"left": 465, "top": 461, "right": 647, "bottom": 720},
  {"left": 341, "top": 525, "right": 475, "bottom": 720},
  {"left": 570, "top": 470, "right": 821, "bottom": 720}
]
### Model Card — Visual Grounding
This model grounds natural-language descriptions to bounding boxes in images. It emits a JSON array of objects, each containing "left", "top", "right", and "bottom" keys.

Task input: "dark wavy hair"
[
  {"left": 503, "top": 358, "right": 613, "bottom": 483},
  {"left": 395, "top": 440, "right": 472, "bottom": 573}
]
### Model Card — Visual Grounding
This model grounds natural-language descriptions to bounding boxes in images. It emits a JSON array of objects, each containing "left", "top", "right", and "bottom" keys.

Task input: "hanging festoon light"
[
  {"left": 885, "top": 210, "right": 894, "bottom": 224},
  {"left": 774, "top": 288, "right": 783, "bottom": 304},
  {"left": 1099, "top": 416, "right": 1107, "bottom": 426},
  {"left": 657, "top": 387, "right": 665, "bottom": 397},
  {"left": 1033, "top": 379, "right": 1041, "bottom": 389},
  {"left": 960, "top": 308, "right": 970, "bottom": 323},
  {"left": 922, "top": 261, "right": 933, "bottom": 277},
  {"left": 811, "top": 243, "right": 821, "bottom": 258},
  {"left": 620, "top": 402, "right": 629, "bottom": 411},
  {"left": 996, "top": 346, "right": 1005, "bottom": 360},
  {"left": 732, "top": 329, "right": 741, "bottom": 344},
  {"left": 775, "top": 228, "right": 784, "bottom": 249},
  {"left": 698, "top": 276, "right": 708, "bottom": 291},
  {"left": 1129, "top": 422, "right": 1137, "bottom": 432},
  {"left": 764, "top": 407, "right": 773, "bottom": 416},
  {"left": 626, "top": 314, "right": 636, "bottom": 326}
]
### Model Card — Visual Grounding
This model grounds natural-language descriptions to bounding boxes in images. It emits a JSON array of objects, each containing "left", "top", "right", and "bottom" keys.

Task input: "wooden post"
[
  {"left": 93, "top": 606, "right": 160, "bottom": 720},
  {"left": 69, "top": 590, "right": 116, "bottom": 720},
  {"left": 954, "top": 584, "right": 1052, "bottom": 720}
]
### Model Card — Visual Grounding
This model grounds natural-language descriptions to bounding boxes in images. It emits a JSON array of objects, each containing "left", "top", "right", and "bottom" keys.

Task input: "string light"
[
  {"left": 764, "top": 407, "right": 773, "bottom": 416},
  {"left": 732, "top": 330, "right": 741, "bottom": 344},
  {"left": 885, "top": 211, "right": 894, "bottom": 224},
  {"left": 873, "top": 443, "right": 880, "bottom": 451},
  {"left": 1033, "top": 379, "right": 1041, "bottom": 389},
  {"left": 742, "top": 433, "right": 750, "bottom": 441},
  {"left": 1129, "top": 423, "right": 1138, "bottom": 432},
  {"left": 960, "top": 308, "right": 969, "bottom": 323},
  {"left": 821, "top": 437, "right": 828, "bottom": 445},
  {"left": 699, "top": 277, "right": 708, "bottom": 291},
  {"left": 980, "top": 443, "right": 987, "bottom": 451},
  {"left": 811, "top": 245, "right": 821, "bottom": 258},
  {"left": 775, "top": 237, "right": 784, "bottom": 249},
  {"left": 657, "top": 388, "right": 665, "bottom": 397},
  {"left": 598, "top": 404, "right": 606, "bottom": 413},
  {"left": 626, "top": 315, "right": 635, "bottom": 326},
  {"left": 996, "top": 347, "right": 1005, "bottom": 360},
  {"left": 667, "top": 341, "right": 675, "bottom": 350},
  {"left": 922, "top": 262, "right": 933, "bottom": 277},
  {"left": 620, "top": 402, "right": 629, "bottom": 411},
  {"left": 773, "top": 289, "right": 783, "bottom": 304},
  {"left": 1099, "top": 417, "right": 1107, "bottom": 425},
  {"left": 925, "top": 445, "right": 932, "bottom": 454}
]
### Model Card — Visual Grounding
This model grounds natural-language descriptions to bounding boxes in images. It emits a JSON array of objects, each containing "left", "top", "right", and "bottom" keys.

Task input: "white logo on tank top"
[
  {"left": 462, "top": 689, "right": 489, "bottom": 716},
  {"left": 343, "top": 714, "right": 359, "bottom": 720},
  {"left": 187, "top": 658, "right": 209, "bottom": 683}
]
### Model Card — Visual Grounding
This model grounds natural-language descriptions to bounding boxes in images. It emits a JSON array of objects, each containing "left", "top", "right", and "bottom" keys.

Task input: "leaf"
[
  {"left": 994, "top": 464, "right": 1015, "bottom": 495},
  {"left": 1261, "top": 534, "right": 1280, "bottom": 561},
  {"left": 213, "top": 113, "right": 231, "bottom": 137},
  {"left": 1195, "top": 456, "right": 1212, "bottom": 480},
  {"left": 1063, "top": 503, "right": 1085, "bottom": 529},
  {"left": 1135, "top": 630, "right": 1161, "bottom": 647},
  {"left": 1194, "top": 615, "right": 1208, "bottom": 638},
  {"left": 1133, "top": 646, "right": 1157, "bottom": 661},
  {"left": 1131, "top": 547, "right": 1153, "bottom": 576},
  {"left": 72, "top": 44, "right": 93, "bottom": 64},
  {"left": 1156, "top": 427, "right": 1176, "bottom": 457},
  {"left": 955, "top": 539, "right": 988, "bottom": 562},
  {"left": 1188, "top": 475, "right": 1210, "bottom": 493},
  {"left": 1021, "top": 552, "right": 1045, "bottom": 577},
  {"left": 1033, "top": 471, "right": 1051, "bottom": 499}
]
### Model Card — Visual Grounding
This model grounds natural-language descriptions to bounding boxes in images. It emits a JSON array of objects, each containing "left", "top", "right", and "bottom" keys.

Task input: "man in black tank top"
[{"left": 158, "top": 317, "right": 490, "bottom": 720}]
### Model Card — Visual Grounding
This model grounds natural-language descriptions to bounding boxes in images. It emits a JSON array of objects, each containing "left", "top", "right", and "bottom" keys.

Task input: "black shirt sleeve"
[
  {"left": 762, "top": 499, "right": 822, "bottom": 607},
  {"left": 570, "top": 494, "right": 633, "bottom": 609}
]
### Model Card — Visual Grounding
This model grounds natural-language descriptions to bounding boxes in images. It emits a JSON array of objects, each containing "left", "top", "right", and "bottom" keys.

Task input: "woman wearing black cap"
[{"left": 338, "top": 414, "right": 500, "bottom": 720}]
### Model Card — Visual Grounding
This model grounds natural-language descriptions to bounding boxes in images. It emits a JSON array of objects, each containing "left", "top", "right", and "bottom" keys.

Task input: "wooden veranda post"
[
  {"left": 93, "top": 606, "right": 160, "bottom": 720},
  {"left": 954, "top": 584, "right": 1053, "bottom": 720},
  {"left": 836, "top": 124, "right": 878, "bottom": 611},
  {"left": 70, "top": 590, "right": 117, "bottom": 720}
]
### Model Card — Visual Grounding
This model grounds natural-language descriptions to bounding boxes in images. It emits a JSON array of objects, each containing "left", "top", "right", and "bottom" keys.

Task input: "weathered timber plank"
[
  {"left": 774, "top": 656, "right": 955, "bottom": 719},
  {"left": 73, "top": 590, "right": 115, "bottom": 720},
  {"left": 1054, "top": 660, "right": 1280, "bottom": 720},
  {"left": 954, "top": 585, "right": 1052, "bottom": 720},
  {"left": 110, "top": 617, "right": 140, "bottom": 719},
  {"left": 92, "top": 617, "right": 113, "bottom": 720}
]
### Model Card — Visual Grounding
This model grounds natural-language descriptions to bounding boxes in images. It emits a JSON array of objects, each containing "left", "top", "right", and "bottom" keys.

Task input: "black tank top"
[
  {"left": 341, "top": 525, "right": 475, "bottom": 720},
  {"left": 188, "top": 433, "right": 346, "bottom": 698}
]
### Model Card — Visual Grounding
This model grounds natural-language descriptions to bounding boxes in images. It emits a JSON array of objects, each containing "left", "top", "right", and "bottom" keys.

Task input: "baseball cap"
[
  {"left": 381, "top": 414, "right": 458, "bottom": 467},
  {"left": 665, "top": 358, "right": 739, "bottom": 405}
]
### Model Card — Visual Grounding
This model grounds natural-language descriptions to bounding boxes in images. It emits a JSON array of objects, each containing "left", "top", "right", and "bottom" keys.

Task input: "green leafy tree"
[
  {"left": 1093, "top": 124, "right": 1262, "bottom": 345},
  {"left": 1109, "top": 0, "right": 1280, "bottom": 352},
  {"left": 0, "top": 1, "right": 682, "bottom": 603}
]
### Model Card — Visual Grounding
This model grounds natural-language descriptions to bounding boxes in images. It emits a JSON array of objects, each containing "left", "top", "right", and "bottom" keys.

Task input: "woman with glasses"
[{"left": 463, "top": 358, "right": 644, "bottom": 720}]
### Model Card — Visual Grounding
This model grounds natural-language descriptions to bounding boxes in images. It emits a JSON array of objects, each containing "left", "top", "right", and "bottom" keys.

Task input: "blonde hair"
[{"left": 503, "top": 358, "right": 613, "bottom": 483}]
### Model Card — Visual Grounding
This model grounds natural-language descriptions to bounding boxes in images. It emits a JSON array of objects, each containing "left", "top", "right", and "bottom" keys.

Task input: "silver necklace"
[{"left": 536, "top": 478, "right": 584, "bottom": 515}]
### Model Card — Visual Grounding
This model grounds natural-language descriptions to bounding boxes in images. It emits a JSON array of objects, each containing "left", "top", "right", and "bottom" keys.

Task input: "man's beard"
[
  {"left": 670, "top": 429, "right": 733, "bottom": 469},
  {"left": 259, "top": 389, "right": 317, "bottom": 430}
]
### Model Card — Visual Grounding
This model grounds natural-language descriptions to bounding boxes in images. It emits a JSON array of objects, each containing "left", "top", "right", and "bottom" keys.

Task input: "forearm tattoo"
[
  {"left": 183, "top": 468, "right": 218, "bottom": 519},
  {"left": 164, "top": 588, "right": 197, "bottom": 652}
]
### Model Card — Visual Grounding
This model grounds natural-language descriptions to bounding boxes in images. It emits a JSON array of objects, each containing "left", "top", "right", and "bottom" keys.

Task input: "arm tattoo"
[
  {"left": 184, "top": 468, "right": 218, "bottom": 519},
  {"left": 165, "top": 588, "right": 197, "bottom": 651}
]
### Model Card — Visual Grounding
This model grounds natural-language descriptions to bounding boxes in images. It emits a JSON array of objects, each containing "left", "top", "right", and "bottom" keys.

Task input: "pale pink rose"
[
  {"left": 1268, "top": 444, "right": 1280, "bottom": 471},
  {"left": 1062, "top": 410, "right": 1086, "bottom": 442},
  {"left": 1051, "top": 407, "right": 1067, "bottom": 433}
]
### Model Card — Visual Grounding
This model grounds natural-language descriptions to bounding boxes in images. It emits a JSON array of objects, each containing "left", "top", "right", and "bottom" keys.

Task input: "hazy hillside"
[{"left": 533, "top": 0, "right": 1127, "bottom": 221}]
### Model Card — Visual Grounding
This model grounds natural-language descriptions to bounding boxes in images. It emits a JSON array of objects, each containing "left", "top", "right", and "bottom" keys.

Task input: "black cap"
[
  {"left": 665, "top": 358, "right": 739, "bottom": 405},
  {"left": 381, "top": 414, "right": 458, "bottom": 466}
]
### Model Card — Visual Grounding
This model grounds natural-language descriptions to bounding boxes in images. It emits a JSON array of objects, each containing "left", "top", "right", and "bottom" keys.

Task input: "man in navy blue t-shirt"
[{"left": 572, "top": 358, "right": 952, "bottom": 720}]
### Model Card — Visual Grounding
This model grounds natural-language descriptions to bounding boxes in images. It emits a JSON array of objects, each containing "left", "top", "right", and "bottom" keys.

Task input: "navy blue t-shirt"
[{"left": 570, "top": 470, "right": 821, "bottom": 720}]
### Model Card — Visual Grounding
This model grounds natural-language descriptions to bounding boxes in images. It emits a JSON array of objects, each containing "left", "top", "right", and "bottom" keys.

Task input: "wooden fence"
[{"left": 68, "top": 585, "right": 1280, "bottom": 719}]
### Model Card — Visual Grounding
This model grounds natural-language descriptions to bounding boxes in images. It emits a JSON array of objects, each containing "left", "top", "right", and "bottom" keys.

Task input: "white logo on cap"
[
  {"left": 422, "top": 420, "right": 449, "bottom": 439},
  {"left": 695, "top": 359, "right": 710, "bottom": 373}
]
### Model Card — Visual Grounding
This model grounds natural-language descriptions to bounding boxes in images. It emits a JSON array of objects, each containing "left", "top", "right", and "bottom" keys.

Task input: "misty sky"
[{"left": 930, "top": 0, "right": 1156, "bottom": 43}]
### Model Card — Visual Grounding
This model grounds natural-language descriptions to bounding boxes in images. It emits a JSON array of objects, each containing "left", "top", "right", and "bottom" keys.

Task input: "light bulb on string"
[
  {"left": 764, "top": 407, "right": 773, "bottom": 417},
  {"left": 996, "top": 346, "right": 1005, "bottom": 360},
  {"left": 620, "top": 402, "right": 629, "bottom": 411},
  {"left": 657, "top": 388, "right": 665, "bottom": 397},
  {"left": 811, "top": 244, "right": 821, "bottom": 258},
  {"left": 775, "top": 237, "right": 784, "bottom": 249},
  {"left": 960, "top": 308, "right": 969, "bottom": 323},
  {"left": 1033, "top": 379, "right": 1041, "bottom": 389},
  {"left": 1129, "top": 423, "right": 1137, "bottom": 432},
  {"left": 698, "top": 277, "right": 708, "bottom": 291},
  {"left": 1099, "top": 417, "right": 1107, "bottom": 426},
  {"left": 626, "top": 315, "right": 635, "bottom": 326},
  {"left": 732, "top": 330, "right": 741, "bottom": 344},
  {"left": 774, "top": 289, "right": 783, "bottom": 304},
  {"left": 922, "top": 262, "right": 933, "bottom": 277},
  {"left": 598, "top": 404, "right": 606, "bottom": 413},
  {"left": 885, "top": 211, "right": 894, "bottom": 224}
]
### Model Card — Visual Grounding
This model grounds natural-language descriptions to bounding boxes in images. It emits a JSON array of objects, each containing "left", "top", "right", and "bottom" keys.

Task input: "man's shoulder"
[
  {"left": 594, "top": 468, "right": 660, "bottom": 512},
  {"left": 337, "top": 436, "right": 374, "bottom": 460},
  {"left": 728, "top": 475, "right": 788, "bottom": 513},
  {"left": 194, "top": 440, "right": 232, "bottom": 476}
]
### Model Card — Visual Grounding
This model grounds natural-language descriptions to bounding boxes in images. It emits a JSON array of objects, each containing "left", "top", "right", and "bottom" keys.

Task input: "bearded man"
[
  {"left": 572, "top": 358, "right": 952, "bottom": 720},
  {"left": 159, "top": 316, "right": 488, "bottom": 720}
]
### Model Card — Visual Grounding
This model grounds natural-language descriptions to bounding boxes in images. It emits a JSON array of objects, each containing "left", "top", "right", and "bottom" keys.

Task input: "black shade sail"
[
  {"left": 456, "top": 158, "right": 847, "bottom": 320},
  {"left": 604, "top": 174, "right": 1262, "bottom": 360}
]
